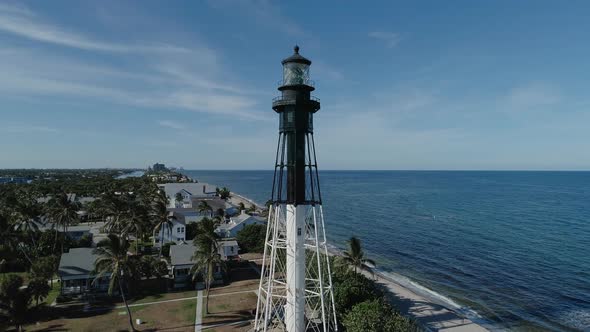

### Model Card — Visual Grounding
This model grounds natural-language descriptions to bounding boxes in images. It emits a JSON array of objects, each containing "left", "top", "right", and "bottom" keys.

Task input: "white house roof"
[
  {"left": 170, "top": 243, "right": 197, "bottom": 266},
  {"left": 217, "top": 214, "right": 265, "bottom": 233},
  {"left": 58, "top": 248, "right": 98, "bottom": 277},
  {"left": 158, "top": 183, "right": 217, "bottom": 200}
]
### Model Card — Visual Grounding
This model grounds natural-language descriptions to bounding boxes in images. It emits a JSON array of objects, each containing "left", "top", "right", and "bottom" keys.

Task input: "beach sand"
[{"left": 359, "top": 269, "right": 489, "bottom": 332}]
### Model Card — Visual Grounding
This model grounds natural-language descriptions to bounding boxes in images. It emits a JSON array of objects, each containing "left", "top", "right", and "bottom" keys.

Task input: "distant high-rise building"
[{"left": 153, "top": 163, "right": 167, "bottom": 172}]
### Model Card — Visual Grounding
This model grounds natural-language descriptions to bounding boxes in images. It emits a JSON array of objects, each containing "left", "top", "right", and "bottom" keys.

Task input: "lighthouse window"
[
  {"left": 297, "top": 228, "right": 302, "bottom": 236},
  {"left": 287, "top": 112, "right": 294, "bottom": 124}
]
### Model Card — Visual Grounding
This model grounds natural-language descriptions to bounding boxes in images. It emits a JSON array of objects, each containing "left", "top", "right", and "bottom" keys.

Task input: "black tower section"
[{"left": 271, "top": 46, "right": 322, "bottom": 206}]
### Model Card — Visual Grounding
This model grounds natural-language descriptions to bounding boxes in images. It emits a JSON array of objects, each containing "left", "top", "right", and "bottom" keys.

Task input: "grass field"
[{"left": 17, "top": 262, "right": 261, "bottom": 332}]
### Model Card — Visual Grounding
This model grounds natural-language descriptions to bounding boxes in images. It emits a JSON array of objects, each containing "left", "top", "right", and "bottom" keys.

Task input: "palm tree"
[
  {"left": 217, "top": 187, "right": 231, "bottom": 200},
  {"left": 238, "top": 202, "right": 245, "bottom": 212},
  {"left": 197, "top": 200, "right": 212, "bottom": 217},
  {"left": 175, "top": 192, "right": 184, "bottom": 207},
  {"left": 342, "top": 236, "right": 376, "bottom": 275},
  {"left": 46, "top": 191, "right": 80, "bottom": 253},
  {"left": 93, "top": 234, "right": 137, "bottom": 332},
  {"left": 191, "top": 217, "right": 223, "bottom": 314},
  {"left": 152, "top": 192, "right": 174, "bottom": 257}
]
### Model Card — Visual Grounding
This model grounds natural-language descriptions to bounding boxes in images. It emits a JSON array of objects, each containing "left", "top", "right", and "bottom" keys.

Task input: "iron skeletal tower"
[{"left": 254, "top": 46, "right": 337, "bottom": 332}]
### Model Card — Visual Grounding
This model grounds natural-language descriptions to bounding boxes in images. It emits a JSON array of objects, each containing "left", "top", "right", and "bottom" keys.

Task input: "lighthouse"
[{"left": 254, "top": 46, "right": 337, "bottom": 332}]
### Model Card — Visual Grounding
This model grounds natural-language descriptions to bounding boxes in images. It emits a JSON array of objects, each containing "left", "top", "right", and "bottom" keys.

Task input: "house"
[
  {"left": 157, "top": 183, "right": 217, "bottom": 208},
  {"left": 191, "top": 197, "right": 229, "bottom": 217},
  {"left": 167, "top": 208, "right": 205, "bottom": 224},
  {"left": 57, "top": 248, "right": 110, "bottom": 295},
  {"left": 35, "top": 219, "right": 94, "bottom": 242},
  {"left": 168, "top": 241, "right": 237, "bottom": 289},
  {"left": 169, "top": 244, "right": 196, "bottom": 289},
  {"left": 215, "top": 211, "right": 266, "bottom": 238},
  {"left": 154, "top": 213, "right": 186, "bottom": 247},
  {"left": 218, "top": 240, "right": 240, "bottom": 260}
]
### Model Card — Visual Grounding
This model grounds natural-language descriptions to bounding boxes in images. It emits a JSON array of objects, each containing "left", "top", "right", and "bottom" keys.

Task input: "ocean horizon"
[{"left": 182, "top": 170, "right": 590, "bottom": 332}]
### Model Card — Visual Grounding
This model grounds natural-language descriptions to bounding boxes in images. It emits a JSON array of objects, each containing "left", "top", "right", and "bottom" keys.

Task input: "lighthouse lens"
[{"left": 283, "top": 62, "right": 309, "bottom": 85}]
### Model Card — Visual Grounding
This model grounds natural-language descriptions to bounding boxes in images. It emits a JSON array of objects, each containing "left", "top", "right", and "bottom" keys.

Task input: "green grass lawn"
[
  {"left": 45, "top": 281, "right": 60, "bottom": 305},
  {"left": 0, "top": 271, "right": 30, "bottom": 284}
]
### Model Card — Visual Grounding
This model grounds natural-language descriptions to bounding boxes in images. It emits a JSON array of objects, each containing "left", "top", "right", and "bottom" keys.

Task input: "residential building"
[
  {"left": 154, "top": 214, "right": 186, "bottom": 246},
  {"left": 157, "top": 183, "right": 217, "bottom": 208},
  {"left": 168, "top": 208, "right": 205, "bottom": 224},
  {"left": 218, "top": 240, "right": 240, "bottom": 260},
  {"left": 168, "top": 241, "right": 236, "bottom": 289},
  {"left": 215, "top": 211, "right": 266, "bottom": 238},
  {"left": 57, "top": 248, "right": 110, "bottom": 295}
]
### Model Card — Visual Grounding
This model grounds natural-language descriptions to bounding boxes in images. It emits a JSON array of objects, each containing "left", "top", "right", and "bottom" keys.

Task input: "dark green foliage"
[
  {"left": 30, "top": 256, "right": 58, "bottom": 280},
  {"left": 152, "top": 260, "right": 169, "bottom": 279},
  {"left": 342, "top": 299, "right": 418, "bottom": 332},
  {"left": 27, "top": 277, "right": 51, "bottom": 306},
  {"left": 217, "top": 187, "right": 231, "bottom": 200},
  {"left": 0, "top": 274, "right": 31, "bottom": 331},
  {"left": 186, "top": 222, "right": 199, "bottom": 240},
  {"left": 76, "top": 233, "right": 93, "bottom": 248},
  {"left": 236, "top": 224, "right": 266, "bottom": 253},
  {"left": 162, "top": 242, "right": 175, "bottom": 257},
  {"left": 138, "top": 255, "right": 156, "bottom": 279},
  {"left": 332, "top": 270, "right": 383, "bottom": 318}
]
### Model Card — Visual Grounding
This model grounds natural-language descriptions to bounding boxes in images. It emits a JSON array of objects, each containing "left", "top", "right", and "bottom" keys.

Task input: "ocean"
[{"left": 182, "top": 170, "right": 590, "bottom": 331}]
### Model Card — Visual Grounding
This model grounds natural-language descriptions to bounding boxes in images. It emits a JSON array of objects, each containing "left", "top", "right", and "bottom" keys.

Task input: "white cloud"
[
  {"left": 368, "top": 31, "right": 402, "bottom": 48},
  {"left": 0, "top": 4, "right": 191, "bottom": 54},
  {"left": 0, "top": 3, "right": 263, "bottom": 119},
  {"left": 158, "top": 120, "right": 185, "bottom": 130},
  {"left": 2, "top": 123, "right": 59, "bottom": 134},
  {"left": 506, "top": 82, "right": 561, "bottom": 110},
  {"left": 207, "top": 0, "right": 304, "bottom": 36}
]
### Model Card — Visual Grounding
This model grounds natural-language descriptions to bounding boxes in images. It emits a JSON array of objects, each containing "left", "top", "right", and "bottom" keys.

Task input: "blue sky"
[{"left": 1, "top": 1, "right": 589, "bottom": 170}]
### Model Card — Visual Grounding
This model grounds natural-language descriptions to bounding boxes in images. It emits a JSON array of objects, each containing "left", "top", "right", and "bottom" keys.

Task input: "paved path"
[
  {"left": 195, "top": 290, "right": 203, "bottom": 332},
  {"left": 115, "top": 295, "right": 199, "bottom": 309}
]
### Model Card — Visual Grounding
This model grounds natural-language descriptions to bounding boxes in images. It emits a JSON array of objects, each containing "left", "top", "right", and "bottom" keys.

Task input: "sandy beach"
[{"left": 359, "top": 269, "right": 489, "bottom": 332}]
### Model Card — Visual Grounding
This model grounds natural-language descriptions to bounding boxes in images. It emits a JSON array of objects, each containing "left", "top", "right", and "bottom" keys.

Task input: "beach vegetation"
[
  {"left": 236, "top": 224, "right": 266, "bottom": 253},
  {"left": 342, "top": 298, "right": 417, "bottom": 332},
  {"left": 342, "top": 236, "right": 376, "bottom": 275}
]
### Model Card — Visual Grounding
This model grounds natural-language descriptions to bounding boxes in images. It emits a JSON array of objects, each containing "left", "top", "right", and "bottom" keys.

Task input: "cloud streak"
[
  {"left": 0, "top": 3, "right": 264, "bottom": 119},
  {"left": 368, "top": 31, "right": 402, "bottom": 48},
  {"left": 0, "top": 4, "right": 190, "bottom": 53},
  {"left": 2, "top": 123, "right": 60, "bottom": 134},
  {"left": 158, "top": 120, "right": 185, "bottom": 130}
]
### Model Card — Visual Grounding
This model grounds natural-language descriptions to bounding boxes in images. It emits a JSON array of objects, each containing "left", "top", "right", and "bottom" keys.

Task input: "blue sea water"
[{"left": 182, "top": 170, "right": 590, "bottom": 331}]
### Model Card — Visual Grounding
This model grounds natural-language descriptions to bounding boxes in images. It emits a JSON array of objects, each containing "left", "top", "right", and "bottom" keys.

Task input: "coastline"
[
  {"left": 187, "top": 174, "right": 490, "bottom": 331},
  {"left": 325, "top": 244, "right": 490, "bottom": 332}
]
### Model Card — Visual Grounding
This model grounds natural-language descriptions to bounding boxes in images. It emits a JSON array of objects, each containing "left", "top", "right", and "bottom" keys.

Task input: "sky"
[{"left": 1, "top": 0, "right": 590, "bottom": 170}]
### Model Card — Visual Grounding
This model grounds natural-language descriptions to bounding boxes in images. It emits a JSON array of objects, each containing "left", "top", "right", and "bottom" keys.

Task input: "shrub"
[
  {"left": 236, "top": 224, "right": 266, "bottom": 253},
  {"left": 342, "top": 299, "right": 417, "bottom": 332}
]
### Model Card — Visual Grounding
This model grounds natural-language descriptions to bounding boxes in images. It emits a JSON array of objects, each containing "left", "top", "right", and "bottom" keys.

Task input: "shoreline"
[
  {"left": 186, "top": 175, "right": 489, "bottom": 331},
  {"left": 325, "top": 243, "right": 490, "bottom": 331}
]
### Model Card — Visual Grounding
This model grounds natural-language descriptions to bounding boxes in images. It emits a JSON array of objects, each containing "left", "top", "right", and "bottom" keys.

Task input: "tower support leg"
[{"left": 285, "top": 204, "right": 305, "bottom": 332}]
